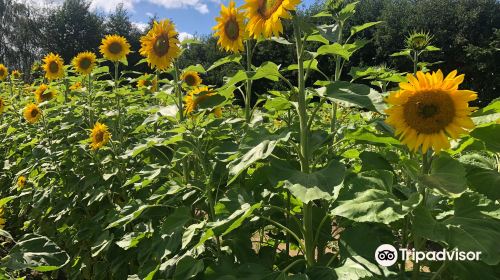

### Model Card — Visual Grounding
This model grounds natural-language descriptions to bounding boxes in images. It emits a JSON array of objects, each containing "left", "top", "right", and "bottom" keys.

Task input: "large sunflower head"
[
  {"left": 140, "top": 20, "right": 181, "bottom": 70},
  {"left": 34, "top": 84, "right": 56, "bottom": 103},
  {"left": 213, "top": 0, "right": 246, "bottom": 53},
  {"left": 0, "top": 97, "right": 5, "bottom": 114},
  {"left": 181, "top": 71, "right": 202, "bottom": 87},
  {"left": 385, "top": 70, "right": 477, "bottom": 153},
  {"left": 0, "top": 64, "right": 8, "bottom": 81},
  {"left": 72, "top": 51, "right": 97, "bottom": 75},
  {"left": 90, "top": 122, "right": 111, "bottom": 150},
  {"left": 42, "top": 53, "right": 65, "bottom": 80},
  {"left": 23, "top": 103, "right": 42, "bottom": 124},
  {"left": 100, "top": 35, "right": 131, "bottom": 62},
  {"left": 184, "top": 86, "right": 218, "bottom": 115},
  {"left": 243, "top": 0, "right": 300, "bottom": 39}
]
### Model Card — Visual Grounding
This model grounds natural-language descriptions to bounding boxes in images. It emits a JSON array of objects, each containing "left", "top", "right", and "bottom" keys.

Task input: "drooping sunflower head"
[
  {"left": 17, "top": 176, "right": 26, "bottom": 191},
  {"left": 100, "top": 35, "right": 131, "bottom": 62},
  {"left": 23, "top": 103, "right": 42, "bottom": 124},
  {"left": 181, "top": 71, "right": 202, "bottom": 87},
  {"left": 70, "top": 81, "right": 83, "bottom": 91},
  {"left": 139, "top": 20, "right": 181, "bottom": 70},
  {"left": 42, "top": 53, "right": 65, "bottom": 80},
  {"left": 72, "top": 51, "right": 97, "bottom": 75},
  {"left": 90, "top": 122, "right": 111, "bottom": 150},
  {"left": 0, "top": 64, "right": 8, "bottom": 81},
  {"left": 244, "top": 0, "right": 300, "bottom": 39},
  {"left": 385, "top": 70, "right": 477, "bottom": 153},
  {"left": 214, "top": 0, "right": 246, "bottom": 53},
  {"left": 184, "top": 86, "right": 216, "bottom": 115},
  {"left": 11, "top": 70, "right": 22, "bottom": 80},
  {"left": 34, "top": 84, "right": 56, "bottom": 103},
  {"left": 0, "top": 96, "right": 5, "bottom": 114},
  {"left": 405, "top": 31, "right": 433, "bottom": 51}
]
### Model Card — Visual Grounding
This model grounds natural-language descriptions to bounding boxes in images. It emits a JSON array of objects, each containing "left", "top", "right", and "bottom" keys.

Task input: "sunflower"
[
  {"left": 214, "top": 0, "right": 246, "bottom": 52},
  {"left": 17, "top": 176, "right": 26, "bottom": 191},
  {"left": 213, "top": 107, "right": 223, "bottom": 118},
  {"left": 100, "top": 35, "right": 131, "bottom": 62},
  {"left": 42, "top": 53, "right": 65, "bottom": 80},
  {"left": 11, "top": 70, "right": 22, "bottom": 79},
  {"left": 70, "top": 82, "right": 83, "bottom": 91},
  {"left": 137, "top": 77, "right": 158, "bottom": 91},
  {"left": 385, "top": 70, "right": 477, "bottom": 153},
  {"left": 139, "top": 19, "right": 181, "bottom": 70},
  {"left": 0, "top": 64, "right": 7, "bottom": 81},
  {"left": 405, "top": 31, "right": 433, "bottom": 51},
  {"left": 184, "top": 86, "right": 221, "bottom": 115},
  {"left": 34, "top": 84, "right": 56, "bottom": 103},
  {"left": 23, "top": 103, "right": 42, "bottom": 124},
  {"left": 0, "top": 97, "right": 4, "bottom": 114},
  {"left": 72, "top": 51, "right": 97, "bottom": 75},
  {"left": 180, "top": 71, "right": 202, "bottom": 87},
  {"left": 244, "top": 0, "right": 300, "bottom": 39},
  {"left": 90, "top": 122, "right": 111, "bottom": 150}
]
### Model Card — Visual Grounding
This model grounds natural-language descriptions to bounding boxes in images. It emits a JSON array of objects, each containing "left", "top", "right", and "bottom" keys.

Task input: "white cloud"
[
  {"left": 178, "top": 32, "right": 194, "bottom": 41},
  {"left": 132, "top": 21, "right": 149, "bottom": 31},
  {"left": 146, "top": 12, "right": 154, "bottom": 18},
  {"left": 90, "top": 0, "right": 137, "bottom": 13},
  {"left": 147, "top": 0, "right": 209, "bottom": 14}
]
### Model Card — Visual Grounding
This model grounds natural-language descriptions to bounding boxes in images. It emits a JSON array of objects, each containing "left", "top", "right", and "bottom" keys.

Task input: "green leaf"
[
  {"left": 332, "top": 189, "right": 421, "bottom": 224},
  {"left": 307, "top": 34, "right": 329, "bottom": 44},
  {"left": 350, "top": 21, "right": 382, "bottom": 36},
  {"left": 162, "top": 207, "right": 192, "bottom": 233},
  {"left": 316, "top": 24, "right": 339, "bottom": 43},
  {"left": 207, "top": 54, "right": 242, "bottom": 71},
  {"left": 2, "top": 234, "right": 70, "bottom": 272},
  {"left": 338, "top": 1, "right": 359, "bottom": 21},
  {"left": 183, "top": 64, "right": 206, "bottom": 74},
  {"left": 173, "top": 256, "right": 204, "bottom": 280},
  {"left": 317, "top": 43, "right": 352, "bottom": 60},
  {"left": 345, "top": 127, "right": 400, "bottom": 145},
  {"left": 470, "top": 124, "right": 500, "bottom": 152},
  {"left": 105, "top": 205, "right": 161, "bottom": 229},
  {"left": 253, "top": 61, "right": 281, "bottom": 82},
  {"left": 466, "top": 166, "right": 500, "bottom": 200},
  {"left": 420, "top": 154, "right": 467, "bottom": 195},
  {"left": 390, "top": 50, "right": 411, "bottom": 57},
  {"left": 334, "top": 255, "right": 392, "bottom": 279},
  {"left": 317, "top": 81, "right": 386, "bottom": 112},
  {"left": 413, "top": 192, "right": 500, "bottom": 265},
  {"left": 270, "top": 160, "right": 346, "bottom": 203},
  {"left": 228, "top": 129, "right": 291, "bottom": 184},
  {"left": 270, "top": 37, "right": 292, "bottom": 45}
]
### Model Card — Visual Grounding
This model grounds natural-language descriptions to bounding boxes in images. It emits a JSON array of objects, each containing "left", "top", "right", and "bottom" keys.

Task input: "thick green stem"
[
  {"left": 173, "top": 61, "right": 184, "bottom": 121},
  {"left": 245, "top": 40, "right": 253, "bottom": 123},
  {"left": 413, "top": 51, "right": 418, "bottom": 74},
  {"left": 88, "top": 74, "right": 94, "bottom": 126},
  {"left": 114, "top": 62, "right": 121, "bottom": 142},
  {"left": 331, "top": 21, "right": 343, "bottom": 136}
]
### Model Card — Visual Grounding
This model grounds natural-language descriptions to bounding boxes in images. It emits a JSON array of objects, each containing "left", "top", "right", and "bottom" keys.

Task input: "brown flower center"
[
  {"left": 31, "top": 109, "right": 39, "bottom": 118},
  {"left": 257, "top": 0, "right": 282, "bottom": 19},
  {"left": 224, "top": 18, "right": 240, "bottom": 41},
  {"left": 95, "top": 131, "right": 104, "bottom": 142},
  {"left": 49, "top": 61, "right": 59, "bottom": 73},
  {"left": 153, "top": 34, "right": 170, "bottom": 57},
  {"left": 108, "top": 42, "right": 123, "bottom": 55},
  {"left": 0, "top": 69, "right": 5, "bottom": 77},
  {"left": 79, "top": 58, "right": 92, "bottom": 70},
  {"left": 184, "top": 75, "right": 197, "bottom": 86},
  {"left": 403, "top": 90, "right": 455, "bottom": 134}
]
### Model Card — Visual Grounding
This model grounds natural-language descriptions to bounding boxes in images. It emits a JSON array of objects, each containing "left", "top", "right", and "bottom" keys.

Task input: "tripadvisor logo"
[{"left": 374, "top": 244, "right": 482, "bottom": 267}]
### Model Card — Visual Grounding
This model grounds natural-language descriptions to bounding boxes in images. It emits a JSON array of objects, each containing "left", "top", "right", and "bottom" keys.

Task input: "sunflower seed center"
[
  {"left": 258, "top": 0, "right": 282, "bottom": 19},
  {"left": 184, "top": 75, "right": 197, "bottom": 86},
  {"left": 80, "top": 58, "right": 91, "bottom": 70},
  {"left": 224, "top": 18, "right": 240, "bottom": 41},
  {"left": 49, "top": 61, "right": 59, "bottom": 73},
  {"left": 153, "top": 35, "right": 170, "bottom": 57},
  {"left": 31, "top": 109, "right": 38, "bottom": 118},
  {"left": 95, "top": 131, "right": 104, "bottom": 142},
  {"left": 109, "top": 42, "right": 123, "bottom": 55}
]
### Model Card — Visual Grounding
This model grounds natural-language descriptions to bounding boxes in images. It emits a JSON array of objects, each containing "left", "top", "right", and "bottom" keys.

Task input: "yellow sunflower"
[
  {"left": 0, "top": 97, "right": 5, "bottom": 114},
  {"left": 243, "top": 0, "right": 300, "bottom": 39},
  {"left": 17, "top": 176, "right": 26, "bottom": 191},
  {"left": 34, "top": 84, "right": 56, "bottom": 103},
  {"left": 100, "top": 35, "right": 131, "bottom": 62},
  {"left": 214, "top": 0, "right": 246, "bottom": 53},
  {"left": 139, "top": 19, "right": 181, "bottom": 70},
  {"left": 385, "top": 70, "right": 477, "bottom": 153},
  {"left": 72, "top": 51, "right": 97, "bottom": 75},
  {"left": 23, "top": 103, "right": 42, "bottom": 124},
  {"left": 184, "top": 86, "right": 223, "bottom": 117},
  {"left": 70, "top": 82, "right": 83, "bottom": 91},
  {"left": 180, "top": 71, "right": 202, "bottom": 87},
  {"left": 0, "top": 64, "right": 8, "bottom": 81},
  {"left": 137, "top": 77, "right": 158, "bottom": 91},
  {"left": 90, "top": 122, "right": 111, "bottom": 150},
  {"left": 42, "top": 53, "right": 65, "bottom": 80},
  {"left": 11, "top": 70, "right": 22, "bottom": 79}
]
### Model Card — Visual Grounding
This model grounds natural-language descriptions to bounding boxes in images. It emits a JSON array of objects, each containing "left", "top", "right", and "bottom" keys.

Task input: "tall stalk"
[
  {"left": 87, "top": 74, "right": 94, "bottom": 126},
  {"left": 173, "top": 61, "right": 184, "bottom": 121},
  {"left": 331, "top": 21, "right": 344, "bottom": 135},
  {"left": 113, "top": 62, "right": 122, "bottom": 142},
  {"left": 245, "top": 40, "right": 254, "bottom": 123},
  {"left": 293, "top": 15, "right": 315, "bottom": 267}
]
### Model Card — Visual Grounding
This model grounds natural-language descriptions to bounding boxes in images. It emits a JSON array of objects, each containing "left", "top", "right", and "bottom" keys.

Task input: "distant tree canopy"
[{"left": 0, "top": 0, "right": 498, "bottom": 104}]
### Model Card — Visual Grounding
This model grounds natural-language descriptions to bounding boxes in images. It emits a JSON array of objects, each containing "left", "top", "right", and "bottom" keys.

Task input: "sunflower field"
[{"left": 0, "top": 0, "right": 499, "bottom": 279}]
